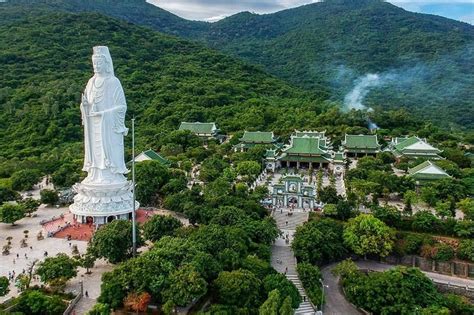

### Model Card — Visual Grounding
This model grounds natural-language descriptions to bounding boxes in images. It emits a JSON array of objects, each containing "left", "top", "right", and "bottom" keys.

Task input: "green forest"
[{"left": 2, "top": 0, "right": 473, "bottom": 128}]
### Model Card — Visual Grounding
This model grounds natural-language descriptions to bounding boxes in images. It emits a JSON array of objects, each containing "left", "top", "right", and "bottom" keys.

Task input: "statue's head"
[{"left": 92, "top": 46, "right": 114, "bottom": 76}]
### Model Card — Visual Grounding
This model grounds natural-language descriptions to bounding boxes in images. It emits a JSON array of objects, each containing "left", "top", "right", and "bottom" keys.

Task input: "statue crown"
[{"left": 93, "top": 46, "right": 110, "bottom": 57}]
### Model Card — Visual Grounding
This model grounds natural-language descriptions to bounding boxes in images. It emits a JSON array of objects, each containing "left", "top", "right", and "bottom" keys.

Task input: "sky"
[{"left": 148, "top": 1, "right": 474, "bottom": 24}]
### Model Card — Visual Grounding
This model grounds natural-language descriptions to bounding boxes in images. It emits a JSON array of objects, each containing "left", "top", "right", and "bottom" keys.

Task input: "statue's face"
[{"left": 92, "top": 55, "right": 106, "bottom": 74}]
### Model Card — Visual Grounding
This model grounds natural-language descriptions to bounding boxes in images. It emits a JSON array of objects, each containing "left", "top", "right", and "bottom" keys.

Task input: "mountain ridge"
[{"left": 1, "top": 0, "right": 473, "bottom": 128}]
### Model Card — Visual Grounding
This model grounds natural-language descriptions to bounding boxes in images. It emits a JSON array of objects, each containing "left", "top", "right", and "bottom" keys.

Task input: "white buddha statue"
[
  {"left": 71, "top": 46, "right": 137, "bottom": 225},
  {"left": 80, "top": 46, "right": 128, "bottom": 184}
]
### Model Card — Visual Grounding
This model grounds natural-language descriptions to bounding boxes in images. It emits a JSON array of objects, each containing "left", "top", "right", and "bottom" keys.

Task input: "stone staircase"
[
  {"left": 286, "top": 274, "right": 316, "bottom": 315},
  {"left": 271, "top": 209, "right": 316, "bottom": 314}
]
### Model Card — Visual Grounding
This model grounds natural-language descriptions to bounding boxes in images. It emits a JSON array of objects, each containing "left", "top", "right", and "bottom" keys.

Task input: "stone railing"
[
  {"left": 384, "top": 255, "right": 474, "bottom": 279},
  {"left": 63, "top": 292, "right": 82, "bottom": 315}
]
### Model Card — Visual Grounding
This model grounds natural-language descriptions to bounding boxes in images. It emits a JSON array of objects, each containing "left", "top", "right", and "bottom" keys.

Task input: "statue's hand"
[
  {"left": 81, "top": 93, "right": 89, "bottom": 107},
  {"left": 89, "top": 111, "right": 102, "bottom": 117}
]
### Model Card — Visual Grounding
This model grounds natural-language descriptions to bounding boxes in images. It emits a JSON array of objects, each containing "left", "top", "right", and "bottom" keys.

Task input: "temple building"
[
  {"left": 408, "top": 160, "right": 450, "bottom": 185},
  {"left": 342, "top": 134, "right": 381, "bottom": 157},
  {"left": 133, "top": 149, "right": 170, "bottom": 166},
  {"left": 390, "top": 136, "right": 443, "bottom": 160},
  {"left": 278, "top": 134, "right": 332, "bottom": 169},
  {"left": 234, "top": 131, "right": 278, "bottom": 152},
  {"left": 179, "top": 122, "right": 221, "bottom": 141},
  {"left": 271, "top": 174, "right": 316, "bottom": 209}
]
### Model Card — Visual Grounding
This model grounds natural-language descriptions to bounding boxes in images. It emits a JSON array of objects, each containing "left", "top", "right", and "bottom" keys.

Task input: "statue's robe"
[{"left": 81, "top": 75, "right": 128, "bottom": 183}]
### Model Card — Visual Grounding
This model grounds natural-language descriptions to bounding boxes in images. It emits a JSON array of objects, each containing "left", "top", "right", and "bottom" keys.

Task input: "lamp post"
[
  {"left": 319, "top": 278, "right": 327, "bottom": 313},
  {"left": 131, "top": 118, "right": 137, "bottom": 256}
]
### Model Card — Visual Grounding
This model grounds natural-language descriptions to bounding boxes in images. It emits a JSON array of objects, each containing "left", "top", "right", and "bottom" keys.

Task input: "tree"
[
  {"left": 214, "top": 269, "right": 263, "bottom": 308},
  {"left": 323, "top": 203, "right": 337, "bottom": 216},
  {"left": 236, "top": 160, "right": 261, "bottom": 180},
  {"left": 292, "top": 218, "right": 346, "bottom": 265},
  {"left": 373, "top": 205, "right": 401, "bottom": 227},
  {"left": 435, "top": 201, "right": 452, "bottom": 219},
  {"left": 134, "top": 160, "right": 170, "bottom": 206},
  {"left": 297, "top": 262, "right": 323, "bottom": 306},
  {"left": 336, "top": 200, "right": 353, "bottom": 221},
  {"left": 420, "top": 186, "right": 437, "bottom": 207},
  {"left": 0, "top": 276, "right": 9, "bottom": 297},
  {"left": 11, "top": 169, "right": 42, "bottom": 191},
  {"left": 412, "top": 211, "right": 440, "bottom": 233},
  {"left": 16, "top": 290, "right": 66, "bottom": 315},
  {"left": 403, "top": 190, "right": 418, "bottom": 213},
  {"left": 263, "top": 273, "right": 301, "bottom": 308},
  {"left": 0, "top": 202, "right": 25, "bottom": 225},
  {"left": 162, "top": 265, "right": 207, "bottom": 306},
  {"left": 457, "top": 198, "right": 474, "bottom": 221},
  {"left": 0, "top": 186, "right": 19, "bottom": 204},
  {"left": 40, "top": 189, "right": 59, "bottom": 205},
  {"left": 279, "top": 296, "right": 293, "bottom": 315},
  {"left": 142, "top": 215, "right": 182, "bottom": 242},
  {"left": 81, "top": 253, "right": 96, "bottom": 274},
  {"left": 52, "top": 162, "right": 81, "bottom": 188},
  {"left": 19, "top": 198, "right": 41, "bottom": 215},
  {"left": 319, "top": 186, "right": 339, "bottom": 204},
  {"left": 88, "top": 220, "right": 143, "bottom": 264},
  {"left": 87, "top": 303, "right": 111, "bottom": 315},
  {"left": 36, "top": 253, "right": 78, "bottom": 291},
  {"left": 341, "top": 267, "right": 444, "bottom": 315},
  {"left": 124, "top": 292, "right": 152, "bottom": 313},
  {"left": 259, "top": 289, "right": 281, "bottom": 315},
  {"left": 343, "top": 214, "right": 395, "bottom": 258}
]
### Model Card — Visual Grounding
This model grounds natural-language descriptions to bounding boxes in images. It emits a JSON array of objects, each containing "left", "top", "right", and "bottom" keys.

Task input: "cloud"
[
  {"left": 148, "top": 0, "right": 319, "bottom": 21},
  {"left": 148, "top": 0, "right": 473, "bottom": 24}
]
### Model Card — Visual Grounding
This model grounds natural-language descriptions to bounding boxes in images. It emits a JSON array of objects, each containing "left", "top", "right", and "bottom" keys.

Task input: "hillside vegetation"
[
  {"left": 2, "top": 0, "right": 473, "bottom": 128},
  {"left": 0, "top": 11, "right": 369, "bottom": 176}
]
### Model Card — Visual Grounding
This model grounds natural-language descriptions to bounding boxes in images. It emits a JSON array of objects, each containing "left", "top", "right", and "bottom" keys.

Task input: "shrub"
[
  {"left": 454, "top": 220, "right": 474, "bottom": 238},
  {"left": 457, "top": 240, "right": 474, "bottom": 262},
  {"left": 432, "top": 243, "right": 454, "bottom": 262},
  {"left": 412, "top": 211, "right": 440, "bottom": 233},
  {"left": 40, "top": 189, "right": 59, "bottom": 205}
]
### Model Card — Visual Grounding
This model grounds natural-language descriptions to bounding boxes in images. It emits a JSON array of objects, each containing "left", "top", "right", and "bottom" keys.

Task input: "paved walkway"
[
  {"left": 321, "top": 264, "right": 361, "bottom": 315},
  {"left": 271, "top": 209, "right": 315, "bottom": 314}
]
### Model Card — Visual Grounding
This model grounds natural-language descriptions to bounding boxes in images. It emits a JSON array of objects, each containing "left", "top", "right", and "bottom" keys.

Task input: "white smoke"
[{"left": 343, "top": 73, "right": 382, "bottom": 111}]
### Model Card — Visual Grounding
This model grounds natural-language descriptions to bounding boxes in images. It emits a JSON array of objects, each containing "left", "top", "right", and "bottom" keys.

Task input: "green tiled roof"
[
  {"left": 394, "top": 137, "right": 441, "bottom": 153},
  {"left": 240, "top": 131, "right": 275, "bottom": 143},
  {"left": 394, "top": 137, "right": 419, "bottom": 150},
  {"left": 265, "top": 149, "right": 277, "bottom": 158},
  {"left": 142, "top": 149, "right": 170, "bottom": 165},
  {"left": 179, "top": 122, "right": 216, "bottom": 134},
  {"left": 343, "top": 134, "right": 380, "bottom": 149},
  {"left": 408, "top": 160, "right": 450, "bottom": 181},
  {"left": 333, "top": 152, "right": 345, "bottom": 162},
  {"left": 283, "top": 136, "right": 326, "bottom": 155}
]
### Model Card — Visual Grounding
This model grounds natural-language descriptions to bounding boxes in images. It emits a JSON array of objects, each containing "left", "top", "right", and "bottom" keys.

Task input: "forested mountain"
[
  {"left": 0, "top": 11, "right": 341, "bottom": 174},
  {"left": 1, "top": 0, "right": 473, "bottom": 128},
  {"left": 202, "top": 0, "right": 474, "bottom": 128},
  {"left": 0, "top": 0, "right": 208, "bottom": 37}
]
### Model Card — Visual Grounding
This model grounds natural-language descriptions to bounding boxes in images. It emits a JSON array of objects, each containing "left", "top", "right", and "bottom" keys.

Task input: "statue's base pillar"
[{"left": 69, "top": 180, "right": 138, "bottom": 225}]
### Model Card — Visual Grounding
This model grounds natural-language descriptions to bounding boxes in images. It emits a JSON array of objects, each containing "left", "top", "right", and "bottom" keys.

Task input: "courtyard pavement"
[{"left": 0, "top": 205, "right": 90, "bottom": 303}]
